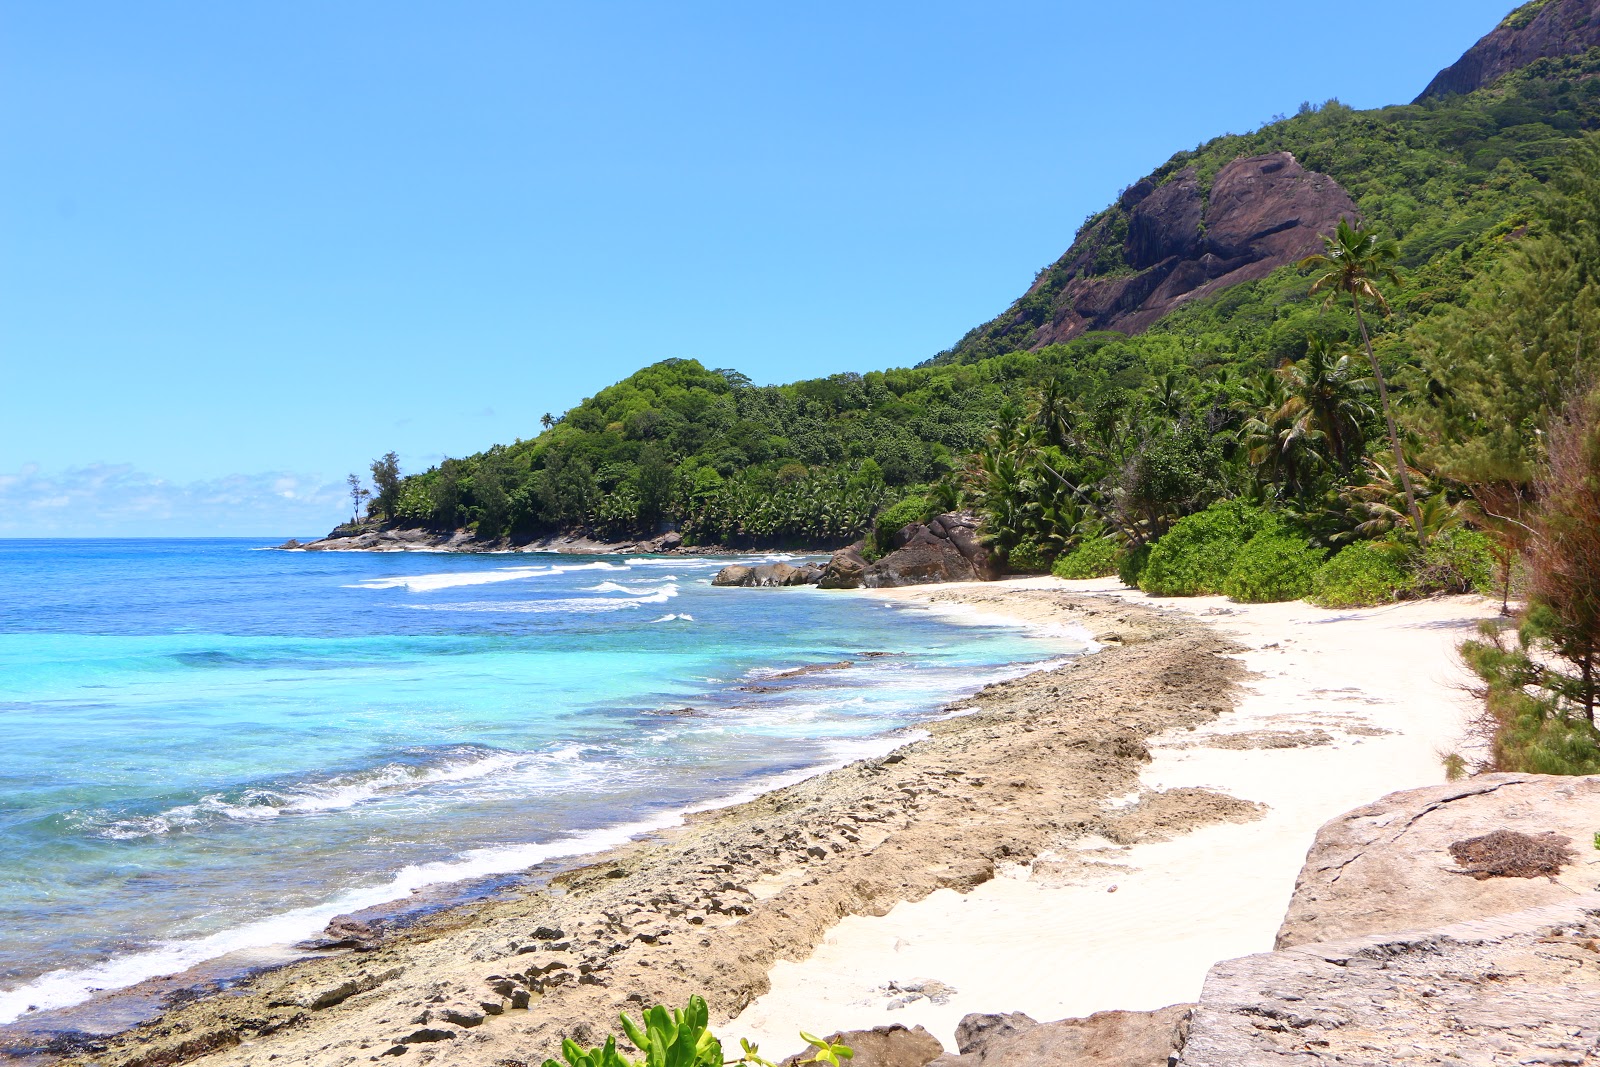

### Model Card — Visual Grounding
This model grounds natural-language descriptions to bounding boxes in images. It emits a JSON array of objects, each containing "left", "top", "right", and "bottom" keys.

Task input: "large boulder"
[
  {"left": 930, "top": 1006, "right": 1192, "bottom": 1067},
  {"left": 711, "top": 562, "right": 823, "bottom": 588},
  {"left": 818, "top": 543, "right": 869, "bottom": 589},
  {"left": 863, "top": 511, "right": 999, "bottom": 588},
  {"left": 1274, "top": 773, "right": 1600, "bottom": 949},
  {"left": 781, "top": 1025, "right": 944, "bottom": 1067}
]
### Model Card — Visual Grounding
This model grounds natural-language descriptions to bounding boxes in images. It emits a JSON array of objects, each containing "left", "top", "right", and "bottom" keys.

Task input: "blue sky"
[{"left": 2, "top": 0, "right": 1514, "bottom": 536}]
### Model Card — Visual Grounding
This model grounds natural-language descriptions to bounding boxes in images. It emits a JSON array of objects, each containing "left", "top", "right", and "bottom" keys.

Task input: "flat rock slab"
[
  {"left": 1181, "top": 900, "right": 1600, "bottom": 1066},
  {"left": 1277, "top": 773, "right": 1600, "bottom": 949}
]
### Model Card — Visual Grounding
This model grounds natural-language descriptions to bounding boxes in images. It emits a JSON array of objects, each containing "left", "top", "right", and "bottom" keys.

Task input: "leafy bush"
[
  {"left": 543, "top": 996, "right": 852, "bottom": 1067},
  {"left": 1118, "top": 542, "right": 1151, "bottom": 588},
  {"left": 1052, "top": 536, "right": 1121, "bottom": 579},
  {"left": 1223, "top": 528, "right": 1326, "bottom": 603},
  {"left": 1412, "top": 529, "right": 1497, "bottom": 595},
  {"left": 1139, "top": 502, "right": 1271, "bottom": 596},
  {"left": 1006, "top": 540, "right": 1050, "bottom": 574},
  {"left": 872, "top": 495, "right": 933, "bottom": 551},
  {"left": 1310, "top": 541, "right": 1412, "bottom": 607}
]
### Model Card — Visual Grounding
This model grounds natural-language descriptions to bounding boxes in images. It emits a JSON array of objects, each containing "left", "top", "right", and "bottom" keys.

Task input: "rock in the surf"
[{"left": 712, "top": 562, "right": 822, "bottom": 587}]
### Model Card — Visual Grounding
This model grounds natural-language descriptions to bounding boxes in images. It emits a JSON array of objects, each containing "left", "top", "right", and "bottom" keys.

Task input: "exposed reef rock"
[
  {"left": 943, "top": 152, "right": 1358, "bottom": 360},
  {"left": 819, "top": 512, "right": 999, "bottom": 589},
  {"left": 1417, "top": 0, "right": 1600, "bottom": 101}
]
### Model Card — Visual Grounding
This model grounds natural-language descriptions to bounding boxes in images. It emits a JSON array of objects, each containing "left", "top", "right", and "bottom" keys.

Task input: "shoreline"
[
  {"left": 4, "top": 581, "right": 1495, "bottom": 1067},
  {"left": 0, "top": 587, "right": 1083, "bottom": 1062},
  {"left": 12, "top": 586, "right": 1226, "bottom": 1067},
  {"left": 273, "top": 526, "right": 839, "bottom": 558},
  {"left": 730, "top": 579, "right": 1495, "bottom": 1054}
]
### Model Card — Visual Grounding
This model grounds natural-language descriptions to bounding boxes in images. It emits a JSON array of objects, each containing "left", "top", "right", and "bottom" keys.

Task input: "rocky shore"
[
  {"left": 17, "top": 590, "right": 1244, "bottom": 1067},
  {"left": 274, "top": 526, "right": 708, "bottom": 555},
  {"left": 13, "top": 580, "right": 1566, "bottom": 1067}
]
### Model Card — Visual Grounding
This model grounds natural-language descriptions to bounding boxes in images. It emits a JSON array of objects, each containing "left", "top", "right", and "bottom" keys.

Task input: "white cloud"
[{"left": 0, "top": 463, "right": 349, "bottom": 538}]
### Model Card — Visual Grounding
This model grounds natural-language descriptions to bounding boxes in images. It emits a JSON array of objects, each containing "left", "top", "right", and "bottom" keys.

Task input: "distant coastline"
[{"left": 272, "top": 523, "right": 813, "bottom": 556}]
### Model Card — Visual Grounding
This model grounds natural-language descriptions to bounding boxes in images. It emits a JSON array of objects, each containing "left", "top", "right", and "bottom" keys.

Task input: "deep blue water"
[{"left": 0, "top": 539, "right": 1076, "bottom": 1022}]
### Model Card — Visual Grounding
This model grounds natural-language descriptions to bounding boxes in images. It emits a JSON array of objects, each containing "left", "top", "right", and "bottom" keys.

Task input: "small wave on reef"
[
  {"left": 0, "top": 540, "right": 1078, "bottom": 1031},
  {"left": 345, "top": 560, "right": 626, "bottom": 593},
  {"left": 57, "top": 744, "right": 565, "bottom": 840}
]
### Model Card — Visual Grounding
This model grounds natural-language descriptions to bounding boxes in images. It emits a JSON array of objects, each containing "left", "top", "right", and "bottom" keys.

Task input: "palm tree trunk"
[{"left": 1352, "top": 300, "right": 1425, "bottom": 542}]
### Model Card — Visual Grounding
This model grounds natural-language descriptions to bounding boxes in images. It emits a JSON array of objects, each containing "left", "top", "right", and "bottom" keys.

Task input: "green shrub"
[
  {"left": 1412, "top": 528, "right": 1497, "bottom": 595},
  {"left": 1118, "top": 542, "right": 1151, "bottom": 587},
  {"left": 1310, "top": 541, "right": 1412, "bottom": 607},
  {"left": 1223, "top": 528, "right": 1326, "bottom": 603},
  {"left": 543, "top": 996, "right": 852, "bottom": 1067},
  {"left": 1139, "top": 502, "right": 1271, "bottom": 596},
  {"left": 1006, "top": 540, "right": 1050, "bottom": 574},
  {"left": 872, "top": 495, "right": 933, "bottom": 552},
  {"left": 1052, "top": 536, "right": 1121, "bottom": 579}
]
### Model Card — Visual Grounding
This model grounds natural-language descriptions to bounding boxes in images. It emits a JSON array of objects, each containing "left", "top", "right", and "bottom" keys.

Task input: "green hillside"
[{"left": 367, "top": 7, "right": 1600, "bottom": 554}]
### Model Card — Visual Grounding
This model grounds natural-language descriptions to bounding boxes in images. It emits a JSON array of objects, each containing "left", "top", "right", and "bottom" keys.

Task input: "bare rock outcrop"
[
  {"left": 946, "top": 153, "right": 1357, "bottom": 357},
  {"left": 1417, "top": 0, "right": 1600, "bottom": 101},
  {"left": 931, "top": 1005, "right": 1192, "bottom": 1067},
  {"left": 1176, "top": 774, "right": 1600, "bottom": 1064},
  {"left": 819, "top": 512, "right": 999, "bottom": 589},
  {"left": 1274, "top": 773, "right": 1600, "bottom": 949},
  {"left": 1181, "top": 901, "right": 1600, "bottom": 1066}
]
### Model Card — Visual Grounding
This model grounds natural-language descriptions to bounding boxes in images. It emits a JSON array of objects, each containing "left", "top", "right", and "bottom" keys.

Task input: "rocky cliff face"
[
  {"left": 945, "top": 153, "right": 1359, "bottom": 359},
  {"left": 1416, "top": 0, "right": 1600, "bottom": 101}
]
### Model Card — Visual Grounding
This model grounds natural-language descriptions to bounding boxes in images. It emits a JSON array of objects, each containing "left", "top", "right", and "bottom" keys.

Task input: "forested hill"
[{"left": 355, "top": 0, "right": 1600, "bottom": 549}]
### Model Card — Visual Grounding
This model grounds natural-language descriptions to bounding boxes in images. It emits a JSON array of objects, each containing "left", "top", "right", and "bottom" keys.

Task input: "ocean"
[{"left": 0, "top": 539, "right": 1079, "bottom": 1025}]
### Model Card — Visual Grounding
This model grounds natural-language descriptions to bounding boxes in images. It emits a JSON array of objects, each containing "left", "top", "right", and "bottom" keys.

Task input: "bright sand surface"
[{"left": 728, "top": 577, "right": 1498, "bottom": 1056}]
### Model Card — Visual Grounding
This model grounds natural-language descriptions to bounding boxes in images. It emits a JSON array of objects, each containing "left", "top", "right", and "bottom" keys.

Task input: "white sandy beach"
[{"left": 729, "top": 577, "right": 1498, "bottom": 1056}]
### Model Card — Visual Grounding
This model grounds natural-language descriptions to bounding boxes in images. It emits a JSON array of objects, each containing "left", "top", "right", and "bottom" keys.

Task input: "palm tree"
[
  {"left": 1276, "top": 336, "right": 1374, "bottom": 474},
  {"left": 1299, "top": 220, "right": 1425, "bottom": 540}
]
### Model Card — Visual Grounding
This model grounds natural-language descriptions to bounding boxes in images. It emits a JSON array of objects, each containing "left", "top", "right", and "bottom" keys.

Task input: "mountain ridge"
[{"left": 332, "top": 0, "right": 1600, "bottom": 549}]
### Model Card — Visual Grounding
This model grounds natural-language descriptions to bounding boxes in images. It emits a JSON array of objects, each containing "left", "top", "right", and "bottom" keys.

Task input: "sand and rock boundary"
[{"left": 13, "top": 591, "right": 1244, "bottom": 1067}]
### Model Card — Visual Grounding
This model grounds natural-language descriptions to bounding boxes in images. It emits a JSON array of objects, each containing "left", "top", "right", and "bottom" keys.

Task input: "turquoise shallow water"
[{"left": 0, "top": 539, "right": 1078, "bottom": 1023}]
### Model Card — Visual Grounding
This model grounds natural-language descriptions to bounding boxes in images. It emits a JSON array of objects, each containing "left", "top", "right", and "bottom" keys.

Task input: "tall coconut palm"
[
  {"left": 1299, "top": 220, "right": 1426, "bottom": 540},
  {"left": 1276, "top": 336, "right": 1374, "bottom": 474}
]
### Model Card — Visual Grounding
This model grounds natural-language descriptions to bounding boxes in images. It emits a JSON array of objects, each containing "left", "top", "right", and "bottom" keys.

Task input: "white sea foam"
[
  {"left": 650, "top": 613, "right": 694, "bottom": 623},
  {"left": 85, "top": 748, "right": 549, "bottom": 840},
  {"left": 586, "top": 580, "right": 678, "bottom": 595},
  {"left": 0, "top": 816, "right": 670, "bottom": 1025},
  {"left": 346, "top": 561, "right": 626, "bottom": 593},
  {"left": 406, "top": 597, "right": 644, "bottom": 614}
]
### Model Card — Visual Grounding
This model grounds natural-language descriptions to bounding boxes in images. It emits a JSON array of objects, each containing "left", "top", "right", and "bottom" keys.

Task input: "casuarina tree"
[{"left": 1525, "top": 386, "right": 1600, "bottom": 722}]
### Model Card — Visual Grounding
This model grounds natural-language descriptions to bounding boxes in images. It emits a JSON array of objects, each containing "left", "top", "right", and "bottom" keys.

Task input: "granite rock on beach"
[
  {"left": 818, "top": 513, "right": 999, "bottom": 590},
  {"left": 33, "top": 591, "right": 1245, "bottom": 1067},
  {"left": 1181, "top": 773, "right": 1600, "bottom": 1064}
]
